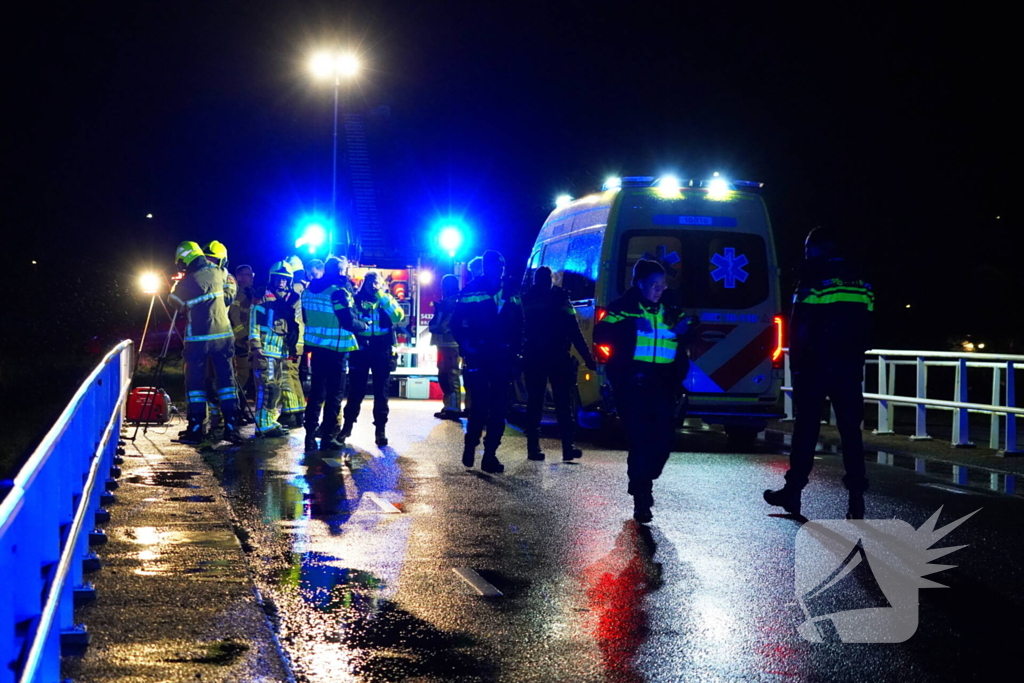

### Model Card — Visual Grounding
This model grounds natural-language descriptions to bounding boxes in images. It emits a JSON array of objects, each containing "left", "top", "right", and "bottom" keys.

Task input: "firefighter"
[
  {"left": 169, "top": 241, "right": 242, "bottom": 445},
  {"left": 202, "top": 240, "right": 239, "bottom": 434},
  {"left": 451, "top": 250, "right": 523, "bottom": 473},
  {"left": 232, "top": 264, "right": 255, "bottom": 400},
  {"left": 249, "top": 260, "right": 302, "bottom": 438},
  {"left": 340, "top": 270, "right": 406, "bottom": 446},
  {"left": 301, "top": 255, "right": 365, "bottom": 452},
  {"left": 764, "top": 227, "right": 874, "bottom": 519},
  {"left": 593, "top": 259, "right": 698, "bottom": 523},
  {"left": 278, "top": 256, "right": 308, "bottom": 427},
  {"left": 429, "top": 274, "right": 463, "bottom": 420},
  {"left": 521, "top": 266, "right": 597, "bottom": 461}
]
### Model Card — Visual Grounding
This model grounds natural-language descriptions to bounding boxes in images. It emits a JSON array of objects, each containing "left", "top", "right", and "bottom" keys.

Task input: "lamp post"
[{"left": 310, "top": 51, "right": 361, "bottom": 257}]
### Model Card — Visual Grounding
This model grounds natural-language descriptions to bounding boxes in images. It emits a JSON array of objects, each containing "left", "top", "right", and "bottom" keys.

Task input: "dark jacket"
[
  {"left": 428, "top": 296, "right": 458, "bottom": 348},
  {"left": 521, "top": 284, "right": 593, "bottom": 364},
  {"left": 593, "top": 287, "right": 697, "bottom": 387},
  {"left": 450, "top": 276, "right": 524, "bottom": 364},
  {"left": 790, "top": 257, "right": 874, "bottom": 370}
]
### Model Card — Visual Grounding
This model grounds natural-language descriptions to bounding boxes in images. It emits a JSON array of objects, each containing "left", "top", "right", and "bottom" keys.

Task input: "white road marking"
[
  {"left": 452, "top": 567, "right": 503, "bottom": 597},
  {"left": 365, "top": 491, "right": 402, "bottom": 513}
]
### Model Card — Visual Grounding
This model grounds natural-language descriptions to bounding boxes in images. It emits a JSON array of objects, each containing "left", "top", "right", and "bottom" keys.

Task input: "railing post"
[
  {"left": 911, "top": 356, "right": 932, "bottom": 440},
  {"left": 952, "top": 357, "right": 973, "bottom": 447},
  {"left": 990, "top": 366, "right": 1002, "bottom": 450},
  {"left": 1004, "top": 361, "right": 1021, "bottom": 456},
  {"left": 875, "top": 354, "right": 893, "bottom": 434}
]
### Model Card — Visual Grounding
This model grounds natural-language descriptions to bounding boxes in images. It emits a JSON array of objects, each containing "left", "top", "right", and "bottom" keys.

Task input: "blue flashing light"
[
  {"left": 555, "top": 194, "right": 573, "bottom": 208},
  {"left": 602, "top": 177, "right": 622, "bottom": 191},
  {"left": 295, "top": 220, "right": 329, "bottom": 255}
]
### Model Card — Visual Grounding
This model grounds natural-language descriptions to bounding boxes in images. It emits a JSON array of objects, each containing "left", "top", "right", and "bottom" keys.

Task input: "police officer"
[
  {"left": 521, "top": 266, "right": 597, "bottom": 461},
  {"left": 764, "top": 227, "right": 874, "bottom": 519},
  {"left": 593, "top": 259, "right": 698, "bottom": 523},
  {"left": 451, "top": 250, "right": 524, "bottom": 473},
  {"left": 429, "top": 274, "right": 463, "bottom": 420},
  {"left": 301, "top": 255, "right": 364, "bottom": 452},
  {"left": 340, "top": 271, "right": 406, "bottom": 447},
  {"left": 169, "top": 241, "right": 242, "bottom": 445},
  {"left": 249, "top": 261, "right": 302, "bottom": 438}
]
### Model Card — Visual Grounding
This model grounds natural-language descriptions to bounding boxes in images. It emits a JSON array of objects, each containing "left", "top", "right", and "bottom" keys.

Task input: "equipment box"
[
  {"left": 127, "top": 387, "right": 172, "bottom": 423},
  {"left": 398, "top": 377, "right": 430, "bottom": 400}
]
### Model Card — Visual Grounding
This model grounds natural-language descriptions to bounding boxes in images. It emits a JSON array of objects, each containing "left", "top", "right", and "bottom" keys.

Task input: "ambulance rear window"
[{"left": 620, "top": 230, "right": 769, "bottom": 309}]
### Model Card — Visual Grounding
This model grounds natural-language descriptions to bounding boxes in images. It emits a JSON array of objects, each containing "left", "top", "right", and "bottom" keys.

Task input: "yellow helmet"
[
  {"left": 204, "top": 240, "right": 228, "bottom": 261},
  {"left": 285, "top": 255, "right": 304, "bottom": 272},
  {"left": 269, "top": 260, "right": 294, "bottom": 281},
  {"left": 175, "top": 241, "right": 204, "bottom": 266}
]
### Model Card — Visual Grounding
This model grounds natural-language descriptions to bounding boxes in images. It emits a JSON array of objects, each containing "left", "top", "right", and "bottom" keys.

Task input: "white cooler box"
[{"left": 399, "top": 377, "right": 431, "bottom": 399}]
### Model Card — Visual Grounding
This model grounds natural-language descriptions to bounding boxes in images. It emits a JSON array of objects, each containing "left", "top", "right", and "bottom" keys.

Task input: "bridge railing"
[
  {"left": 0, "top": 340, "right": 133, "bottom": 683},
  {"left": 782, "top": 348, "right": 1023, "bottom": 454}
]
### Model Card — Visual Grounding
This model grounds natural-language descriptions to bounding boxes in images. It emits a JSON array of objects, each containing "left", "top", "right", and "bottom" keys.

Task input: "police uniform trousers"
[
  {"left": 786, "top": 356, "right": 868, "bottom": 493},
  {"left": 183, "top": 338, "right": 237, "bottom": 424},
  {"left": 524, "top": 354, "right": 576, "bottom": 454},
  {"left": 304, "top": 347, "right": 348, "bottom": 439},
  {"left": 610, "top": 365, "right": 676, "bottom": 499},
  {"left": 280, "top": 357, "right": 306, "bottom": 418},
  {"left": 343, "top": 347, "right": 392, "bottom": 427},
  {"left": 463, "top": 357, "right": 516, "bottom": 455},
  {"left": 253, "top": 356, "right": 286, "bottom": 431}
]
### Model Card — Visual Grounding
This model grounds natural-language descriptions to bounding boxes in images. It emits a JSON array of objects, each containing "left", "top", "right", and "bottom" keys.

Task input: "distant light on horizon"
[
  {"left": 905, "top": 304, "right": 911, "bottom": 308},
  {"left": 146, "top": 213, "right": 153, "bottom": 218},
  {"left": 978, "top": 343, "right": 986, "bottom": 350},
  {"left": 31, "top": 260, "right": 37, "bottom": 265}
]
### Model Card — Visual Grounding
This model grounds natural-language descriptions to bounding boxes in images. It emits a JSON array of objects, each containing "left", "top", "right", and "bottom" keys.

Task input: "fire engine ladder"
[{"left": 343, "top": 112, "right": 386, "bottom": 261}]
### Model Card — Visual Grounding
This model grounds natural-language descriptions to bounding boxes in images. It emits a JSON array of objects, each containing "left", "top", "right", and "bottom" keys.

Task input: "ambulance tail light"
[
  {"left": 595, "top": 344, "right": 612, "bottom": 364},
  {"left": 772, "top": 316, "right": 784, "bottom": 369}
]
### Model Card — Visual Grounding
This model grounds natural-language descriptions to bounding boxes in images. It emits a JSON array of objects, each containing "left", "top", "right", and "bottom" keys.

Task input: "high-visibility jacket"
[
  {"left": 169, "top": 257, "right": 234, "bottom": 343},
  {"left": 301, "top": 276, "right": 361, "bottom": 353},
  {"left": 790, "top": 256, "right": 874, "bottom": 368},
  {"left": 231, "top": 286, "right": 253, "bottom": 352},
  {"left": 249, "top": 288, "right": 303, "bottom": 360},
  {"left": 594, "top": 287, "right": 697, "bottom": 381},
  {"left": 352, "top": 288, "right": 405, "bottom": 353}
]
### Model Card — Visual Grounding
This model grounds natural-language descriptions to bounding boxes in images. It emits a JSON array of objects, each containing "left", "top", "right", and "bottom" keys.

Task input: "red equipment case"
[{"left": 127, "top": 387, "right": 171, "bottom": 423}]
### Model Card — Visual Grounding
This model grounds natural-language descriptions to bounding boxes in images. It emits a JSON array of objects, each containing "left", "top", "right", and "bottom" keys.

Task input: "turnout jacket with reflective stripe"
[
  {"left": 352, "top": 288, "right": 405, "bottom": 354},
  {"left": 451, "top": 277, "right": 523, "bottom": 362},
  {"left": 300, "top": 275, "right": 363, "bottom": 353},
  {"left": 790, "top": 256, "right": 874, "bottom": 367},
  {"left": 593, "top": 287, "right": 696, "bottom": 380},
  {"left": 249, "top": 288, "right": 303, "bottom": 359},
  {"left": 168, "top": 257, "right": 234, "bottom": 343}
]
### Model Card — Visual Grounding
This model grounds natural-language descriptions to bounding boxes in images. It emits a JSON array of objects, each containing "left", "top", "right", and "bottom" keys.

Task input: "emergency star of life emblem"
[
  {"left": 710, "top": 247, "right": 748, "bottom": 288},
  {"left": 794, "top": 507, "right": 979, "bottom": 643}
]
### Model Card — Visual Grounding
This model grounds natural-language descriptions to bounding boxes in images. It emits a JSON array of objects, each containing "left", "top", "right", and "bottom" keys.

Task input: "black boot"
[
  {"left": 562, "top": 444, "right": 582, "bottom": 461},
  {"left": 480, "top": 451, "right": 504, "bottom": 474},
  {"left": 375, "top": 426, "right": 388, "bottom": 447},
  {"left": 763, "top": 487, "right": 802, "bottom": 516},
  {"left": 179, "top": 418, "right": 204, "bottom": 445},
  {"left": 462, "top": 444, "right": 475, "bottom": 468},
  {"left": 847, "top": 491, "right": 865, "bottom": 520},
  {"left": 339, "top": 421, "right": 354, "bottom": 440},
  {"left": 527, "top": 436, "right": 545, "bottom": 461},
  {"left": 632, "top": 492, "right": 653, "bottom": 524}
]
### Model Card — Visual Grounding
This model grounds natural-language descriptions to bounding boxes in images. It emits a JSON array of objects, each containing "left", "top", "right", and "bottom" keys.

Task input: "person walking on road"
[
  {"left": 169, "top": 241, "right": 243, "bottom": 445},
  {"left": 764, "top": 227, "right": 874, "bottom": 519},
  {"left": 521, "top": 266, "right": 597, "bottom": 461},
  {"left": 451, "top": 250, "right": 524, "bottom": 473},
  {"left": 594, "top": 259, "right": 698, "bottom": 523},
  {"left": 301, "top": 255, "right": 364, "bottom": 452},
  {"left": 430, "top": 274, "right": 463, "bottom": 420},
  {"left": 339, "top": 271, "right": 406, "bottom": 447}
]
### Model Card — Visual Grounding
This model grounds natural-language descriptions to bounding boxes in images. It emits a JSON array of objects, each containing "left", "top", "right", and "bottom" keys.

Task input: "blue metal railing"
[{"left": 0, "top": 340, "right": 133, "bottom": 683}]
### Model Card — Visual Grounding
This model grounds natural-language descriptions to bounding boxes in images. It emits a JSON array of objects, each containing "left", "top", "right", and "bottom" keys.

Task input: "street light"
[
  {"left": 309, "top": 50, "right": 362, "bottom": 257},
  {"left": 135, "top": 272, "right": 162, "bottom": 377}
]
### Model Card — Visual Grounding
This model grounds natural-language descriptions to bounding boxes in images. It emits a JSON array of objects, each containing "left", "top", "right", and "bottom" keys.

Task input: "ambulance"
[{"left": 525, "top": 174, "right": 785, "bottom": 444}]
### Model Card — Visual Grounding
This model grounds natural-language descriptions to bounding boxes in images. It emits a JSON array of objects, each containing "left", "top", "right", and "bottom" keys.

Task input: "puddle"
[
  {"left": 167, "top": 495, "right": 215, "bottom": 503},
  {"left": 124, "top": 470, "right": 201, "bottom": 488}
]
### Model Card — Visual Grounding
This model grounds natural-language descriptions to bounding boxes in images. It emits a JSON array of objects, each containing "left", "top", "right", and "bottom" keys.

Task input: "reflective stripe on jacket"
[
  {"left": 603, "top": 302, "right": 678, "bottom": 363},
  {"left": 354, "top": 290, "right": 405, "bottom": 337},
  {"left": 249, "top": 289, "right": 298, "bottom": 359},
  {"left": 169, "top": 258, "right": 234, "bottom": 343}
]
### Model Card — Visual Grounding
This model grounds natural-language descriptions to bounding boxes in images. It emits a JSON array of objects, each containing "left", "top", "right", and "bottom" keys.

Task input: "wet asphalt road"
[{"left": 205, "top": 400, "right": 1024, "bottom": 683}]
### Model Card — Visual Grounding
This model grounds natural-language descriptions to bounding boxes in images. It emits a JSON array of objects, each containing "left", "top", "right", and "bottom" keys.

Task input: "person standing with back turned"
[
  {"left": 593, "top": 259, "right": 698, "bottom": 523},
  {"left": 429, "top": 274, "right": 463, "bottom": 420},
  {"left": 521, "top": 266, "right": 597, "bottom": 461},
  {"left": 764, "top": 226, "right": 874, "bottom": 519},
  {"left": 451, "top": 250, "right": 524, "bottom": 473}
]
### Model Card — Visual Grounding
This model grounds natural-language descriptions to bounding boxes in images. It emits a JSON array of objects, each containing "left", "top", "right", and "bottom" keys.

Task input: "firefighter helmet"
[
  {"left": 204, "top": 240, "right": 228, "bottom": 262},
  {"left": 175, "top": 241, "right": 204, "bottom": 267},
  {"left": 269, "top": 260, "right": 294, "bottom": 281}
]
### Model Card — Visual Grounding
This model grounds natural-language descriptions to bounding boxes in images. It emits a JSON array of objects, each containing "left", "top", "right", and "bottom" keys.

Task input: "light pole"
[{"left": 310, "top": 51, "right": 361, "bottom": 257}]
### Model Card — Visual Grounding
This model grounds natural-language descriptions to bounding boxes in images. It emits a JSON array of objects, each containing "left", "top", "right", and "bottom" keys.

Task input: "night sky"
[{"left": 5, "top": 1, "right": 1016, "bottom": 351}]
